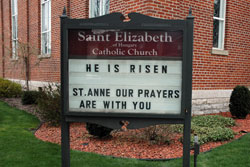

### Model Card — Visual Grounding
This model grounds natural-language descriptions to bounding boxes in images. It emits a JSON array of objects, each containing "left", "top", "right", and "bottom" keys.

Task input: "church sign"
[
  {"left": 68, "top": 29, "right": 183, "bottom": 115},
  {"left": 61, "top": 11, "right": 194, "bottom": 167}
]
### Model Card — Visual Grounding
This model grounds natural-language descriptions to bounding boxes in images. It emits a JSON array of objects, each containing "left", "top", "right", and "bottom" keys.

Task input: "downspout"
[
  {"left": 1, "top": 0, "right": 5, "bottom": 78},
  {"left": 26, "top": 0, "right": 30, "bottom": 90}
]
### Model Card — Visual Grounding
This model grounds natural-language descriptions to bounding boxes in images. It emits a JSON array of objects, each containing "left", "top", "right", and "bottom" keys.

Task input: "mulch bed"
[
  {"left": 2, "top": 98, "right": 250, "bottom": 159},
  {"left": 34, "top": 113, "right": 250, "bottom": 159}
]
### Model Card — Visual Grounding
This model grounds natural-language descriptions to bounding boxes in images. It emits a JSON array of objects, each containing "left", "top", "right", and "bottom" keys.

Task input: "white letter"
[
  {"left": 145, "top": 32, "right": 152, "bottom": 42},
  {"left": 115, "top": 32, "right": 123, "bottom": 42},
  {"left": 165, "top": 32, "right": 173, "bottom": 42},
  {"left": 105, "top": 34, "right": 111, "bottom": 41},
  {"left": 92, "top": 48, "right": 99, "bottom": 55},
  {"left": 78, "top": 31, "right": 85, "bottom": 41},
  {"left": 153, "top": 35, "right": 159, "bottom": 42}
]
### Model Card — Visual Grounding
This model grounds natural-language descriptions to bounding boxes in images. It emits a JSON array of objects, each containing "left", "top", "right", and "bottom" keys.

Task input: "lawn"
[{"left": 0, "top": 100, "right": 250, "bottom": 167}]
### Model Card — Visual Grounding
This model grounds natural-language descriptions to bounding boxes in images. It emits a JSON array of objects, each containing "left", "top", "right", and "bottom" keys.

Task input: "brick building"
[{"left": 0, "top": 0, "right": 249, "bottom": 114}]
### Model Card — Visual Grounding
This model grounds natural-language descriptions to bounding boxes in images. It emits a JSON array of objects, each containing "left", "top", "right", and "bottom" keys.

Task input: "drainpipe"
[
  {"left": 25, "top": 0, "right": 30, "bottom": 90},
  {"left": 1, "top": 0, "right": 5, "bottom": 78}
]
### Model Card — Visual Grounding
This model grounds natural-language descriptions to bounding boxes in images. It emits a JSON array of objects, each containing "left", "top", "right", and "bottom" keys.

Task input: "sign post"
[{"left": 61, "top": 8, "right": 193, "bottom": 167}]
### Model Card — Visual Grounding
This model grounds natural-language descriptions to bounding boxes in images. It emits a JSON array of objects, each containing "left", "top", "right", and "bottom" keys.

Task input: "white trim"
[
  {"left": 38, "top": 53, "right": 51, "bottom": 59},
  {"left": 192, "top": 90, "right": 232, "bottom": 99},
  {"left": 11, "top": 0, "right": 18, "bottom": 59},
  {"left": 213, "top": 17, "right": 224, "bottom": 21},
  {"left": 221, "top": 0, "right": 226, "bottom": 50},
  {"left": 41, "top": 0, "right": 51, "bottom": 55},
  {"left": 89, "top": 0, "right": 109, "bottom": 18},
  {"left": 223, "top": 5, "right": 226, "bottom": 46},
  {"left": 213, "top": 0, "right": 227, "bottom": 50},
  {"left": 211, "top": 48, "right": 229, "bottom": 56},
  {"left": 88, "top": 0, "right": 91, "bottom": 18},
  {"left": 7, "top": 78, "right": 58, "bottom": 90}
]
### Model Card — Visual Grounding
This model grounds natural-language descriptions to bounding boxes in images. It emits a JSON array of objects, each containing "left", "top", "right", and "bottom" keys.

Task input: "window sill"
[
  {"left": 38, "top": 54, "right": 51, "bottom": 59},
  {"left": 211, "top": 48, "right": 229, "bottom": 56},
  {"left": 11, "top": 57, "right": 19, "bottom": 61}
]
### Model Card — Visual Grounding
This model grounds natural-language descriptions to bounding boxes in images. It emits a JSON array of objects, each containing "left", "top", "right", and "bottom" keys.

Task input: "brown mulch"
[{"left": 2, "top": 98, "right": 250, "bottom": 159}]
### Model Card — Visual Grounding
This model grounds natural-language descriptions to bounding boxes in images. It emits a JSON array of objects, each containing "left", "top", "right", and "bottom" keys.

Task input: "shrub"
[
  {"left": 172, "top": 115, "right": 236, "bottom": 145},
  {"left": 191, "top": 126, "right": 235, "bottom": 145},
  {"left": 36, "top": 84, "right": 61, "bottom": 126},
  {"left": 86, "top": 122, "right": 113, "bottom": 138},
  {"left": 172, "top": 115, "right": 236, "bottom": 133},
  {"left": 143, "top": 124, "right": 173, "bottom": 145},
  {"left": 229, "top": 85, "right": 250, "bottom": 119},
  {"left": 21, "top": 90, "right": 40, "bottom": 105},
  {"left": 192, "top": 115, "right": 235, "bottom": 128},
  {"left": 0, "top": 78, "right": 22, "bottom": 98}
]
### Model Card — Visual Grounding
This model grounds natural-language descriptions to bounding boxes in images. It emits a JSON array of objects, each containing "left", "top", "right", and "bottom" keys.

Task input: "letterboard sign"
[
  {"left": 61, "top": 12, "right": 193, "bottom": 121},
  {"left": 68, "top": 29, "right": 183, "bottom": 115},
  {"left": 61, "top": 11, "right": 194, "bottom": 167}
]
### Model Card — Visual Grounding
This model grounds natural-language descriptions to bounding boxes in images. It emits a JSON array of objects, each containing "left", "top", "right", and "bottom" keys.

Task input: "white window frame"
[
  {"left": 11, "top": 0, "right": 18, "bottom": 59},
  {"left": 41, "top": 0, "right": 51, "bottom": 56},
  {"left": 89, "top": 0, "right": 110, "bottom": 18},
  {"left": 213, "top": 0, "right": 226, "bottom": 50}
]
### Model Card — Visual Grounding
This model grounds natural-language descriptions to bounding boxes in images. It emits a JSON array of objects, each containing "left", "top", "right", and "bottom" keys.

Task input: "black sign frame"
[{"left": 61, "top": 9, "right": 194, "bottom": 167}]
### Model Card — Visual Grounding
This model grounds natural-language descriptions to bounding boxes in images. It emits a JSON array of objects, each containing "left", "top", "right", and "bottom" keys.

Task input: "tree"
[{"left": 1, "top": 37, "right": 40, "bottom": 90}]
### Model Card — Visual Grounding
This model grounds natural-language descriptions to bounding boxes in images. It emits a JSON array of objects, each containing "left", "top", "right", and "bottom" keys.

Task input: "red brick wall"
[
  {"left": 69, "top": 0, "right": 89, "bottom": 18},
  {"left": 223, "top": 0, "right": 250, "bottom": 89},
  {"left": 0, "top": 0, "right": 68, "bottom": 83},
  {"left": 1, "top": 0, "right": 88, "bottom": 83},
  {"left": 110, "top": 0, "right": 183, "bottom": 19},
  {"left": 189, "top": 0, "right": 250, "bottom": 89},
  {"left": 0, "top": 0, "right": 22, "bottom": 80},
  {"left": 0, "top": 0, "right": 249, "bottom": 89},
  {"left": 28, "top": 0, "right": 41, "bottom": 82},
  {"left": 110, "top": 0, "right": 250, "bottom": 89}
]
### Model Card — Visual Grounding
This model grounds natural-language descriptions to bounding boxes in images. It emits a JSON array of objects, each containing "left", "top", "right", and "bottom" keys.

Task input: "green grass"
[
  {"left": 165, "top": 133, "right": 250, "bottom": 167},
  {"left": 196, "top": 134, "right": 250, "bottom": 167},
  {"left": 0, "top": 101, "right": 165, "bottom": 167},
  {"left": 0, "top": 100, "right": 250, "bottom": 167}
]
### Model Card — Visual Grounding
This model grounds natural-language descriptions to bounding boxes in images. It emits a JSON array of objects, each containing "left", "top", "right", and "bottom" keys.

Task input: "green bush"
[
  {"left": 192, "top": 115, "right": 236, "bottom": 128},
  {"left": 191, "top": 126, "right": 235, "bottom": 145},
  {"left": 35, "top": 83, "right": 114, "bottom": 139},
  {"left": 21, "top": 90, "right": 40, "bottom": 105},
  {"left": 229, "top": 85, "right": 250, "bottom": 119},
  {"left": 173, "top": 115, "right": 236, "bottom": 145},
  {"left": 86, "top": 122, "right": 113, "bottom": 138},
  {"left": 0, "top": 78, "right": 22, "bottom": 98},
  {"left": 36, "top": 84, "right": 61, "bottom": 126}
]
